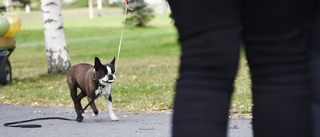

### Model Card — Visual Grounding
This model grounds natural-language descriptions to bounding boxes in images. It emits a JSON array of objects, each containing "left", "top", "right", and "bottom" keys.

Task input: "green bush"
[
  {"left": 125, "top": 0, "right": 154, "bottom": 27},
  {"left": 63, "top": 0, "right": 88, "bottom": 8}
]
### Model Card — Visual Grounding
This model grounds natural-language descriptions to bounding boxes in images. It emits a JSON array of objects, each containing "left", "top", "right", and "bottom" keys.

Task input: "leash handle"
[{"left": 18, "top": 124, "right": 42, "bottom": 128}]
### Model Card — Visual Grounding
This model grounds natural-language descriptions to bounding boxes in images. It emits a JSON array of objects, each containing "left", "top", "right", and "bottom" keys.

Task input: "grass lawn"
[{"left": 0, "top": 8, "right": 252, "bottom": 114}]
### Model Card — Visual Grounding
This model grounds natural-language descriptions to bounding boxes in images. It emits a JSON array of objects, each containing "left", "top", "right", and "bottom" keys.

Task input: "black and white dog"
[{"left": 66, "top": 57, "right": 118, "bottom": 122}]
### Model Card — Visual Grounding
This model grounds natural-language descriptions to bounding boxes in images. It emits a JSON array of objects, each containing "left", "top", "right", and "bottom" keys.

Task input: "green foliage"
[
  {"left": 109, "top": 1, "right": 124, "bottom": 7},
  {"left": 125, "top": 0, "right": 154, "bottom": 27},
  {"left": 62, "top": 0, "right": 110, "bottom": 8},
  {"left": 13, "top": 0, "right": 31, "bottom": 7},
  {"left": 64, "top": 0, "right": 89, "bottom": 8}
]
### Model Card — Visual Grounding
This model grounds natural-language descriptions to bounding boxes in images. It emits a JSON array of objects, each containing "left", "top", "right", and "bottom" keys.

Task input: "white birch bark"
[
  {"left": 5, "top": 0, "right": 9, "bottom": 12},
  {"left": 41, "top": 0, "right": 71, "bottom": 74},
  {"left": 97, "top": 0, "right": 102, "bottom": 17},
  {"left": 88, "top": 0, "right": 94, "bottom": 19},
  {"left": 97, "top": 0, "right": 102, "bottom": 10},
  {"left": 25, "top": 4, "right": 30, "bottom": 13}
]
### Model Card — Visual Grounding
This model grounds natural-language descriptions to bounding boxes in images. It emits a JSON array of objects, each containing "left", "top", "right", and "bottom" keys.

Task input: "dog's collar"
[
  {"left": 96, "top": 81, "right": 106, "bottom": 88},
  {"left": 95, "top": 80, "right": 106, "bottom": 88}
]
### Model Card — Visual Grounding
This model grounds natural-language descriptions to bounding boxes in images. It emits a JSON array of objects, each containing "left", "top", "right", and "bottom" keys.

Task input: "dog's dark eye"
[
  {"left": 106, "top": 65, "right": 115, "bottom": 74},
  {"left": 111, "top": 68, "right": 115, "bottom": 73},
  {"left": 103, "top": 68, "right": 108, "bottom": 73},
  {"left": 103, "top": 67, "right": 107, "bottom": 72},
  {"left": 96, "top": 70, "right": 105, "bottom": 76}
]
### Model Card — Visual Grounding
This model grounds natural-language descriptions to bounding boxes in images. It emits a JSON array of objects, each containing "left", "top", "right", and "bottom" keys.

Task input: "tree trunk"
[
  {"left": 97, "top": 0, "right": 102, "bottom": 10},
  {"left": 97, "top": 0, "right": 102, "bottom": 17},
  {"left": 88, "top": 0, "right": 94, "bottom": 19},
  {"left": 41, "top": 0, "right": 71, "bottom": 75},
  {"left": 5, "top": 0, "right": 9, "bottom": 12}
]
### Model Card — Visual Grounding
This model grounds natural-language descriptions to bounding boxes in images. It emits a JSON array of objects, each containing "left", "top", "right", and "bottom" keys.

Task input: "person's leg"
[
  {"left": 310, "top": 2, "right": 320, "bottom": 137},
  {"left": 168, "top": 0, "right": 242, "bottom": 136},
  {"left": 243, "top": 0, "right": 313, "bottom": 136}
]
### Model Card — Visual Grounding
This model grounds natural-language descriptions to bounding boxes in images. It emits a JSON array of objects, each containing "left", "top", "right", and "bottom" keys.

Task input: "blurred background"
[{"left": 0, "top": 0, "right": 252, "bottom": 116}]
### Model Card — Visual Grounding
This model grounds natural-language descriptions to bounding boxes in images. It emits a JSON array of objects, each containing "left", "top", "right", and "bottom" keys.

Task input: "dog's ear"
[
  {"left": 110, "top": 57, "right": 116, "bottom": 66},
  {"left": 94, "top": 57, "right": 102, "bottom": 69}
]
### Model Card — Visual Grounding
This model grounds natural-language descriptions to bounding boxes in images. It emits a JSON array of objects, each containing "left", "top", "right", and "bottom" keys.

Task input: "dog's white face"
[{"left": 94, "top": 57, "right": 116, "bottom": 86}]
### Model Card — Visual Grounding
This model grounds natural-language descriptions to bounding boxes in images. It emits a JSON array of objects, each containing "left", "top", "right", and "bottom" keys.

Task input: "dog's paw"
[
  {"left": 109, "top": 111, "right": 119, "bottom": 121},
  {"left": 93, "top": 110, "right": 99, "bottom": 115},
  {"left": 111, "top": 116, "right": 119, "bottom": 121},
  {"left": 76, "top": 116, "right": 84, "bottom": 122}
]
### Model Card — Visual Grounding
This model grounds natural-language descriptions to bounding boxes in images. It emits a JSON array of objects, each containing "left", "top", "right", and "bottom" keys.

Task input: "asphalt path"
[{"left": 0, "top": 105, "right": 252, "bottom": 137}]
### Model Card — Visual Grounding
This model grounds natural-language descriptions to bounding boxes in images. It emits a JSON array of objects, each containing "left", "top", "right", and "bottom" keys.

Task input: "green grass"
[
  {"left": 232, "top": 54, "right": 252, "bottom": 114},
  {"left": 0, "top": 8, "right": 252, "bottom": 113}
]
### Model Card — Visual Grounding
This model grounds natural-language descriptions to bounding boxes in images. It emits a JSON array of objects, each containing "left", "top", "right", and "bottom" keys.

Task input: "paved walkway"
[{"left": 0, "top": 105, "right": 252, "bottom": 137}]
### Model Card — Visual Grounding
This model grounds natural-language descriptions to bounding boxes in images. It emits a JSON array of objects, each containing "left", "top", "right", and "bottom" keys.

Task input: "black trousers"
[
  {"left": 168, "top": 0, "right": 313, "bottom": 137},
  {"left": 310, "top": 2, "right": 320, "bottom": 137}
]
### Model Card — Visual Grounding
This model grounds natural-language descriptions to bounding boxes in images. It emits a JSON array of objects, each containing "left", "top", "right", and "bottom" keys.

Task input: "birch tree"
[
  {"left": 88, "top": 0, "right": 94, "bottom": 19},
  {"left": 41, "top": 0, "right": 71, "bottom": 74}
]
